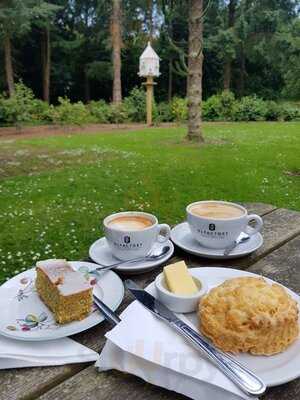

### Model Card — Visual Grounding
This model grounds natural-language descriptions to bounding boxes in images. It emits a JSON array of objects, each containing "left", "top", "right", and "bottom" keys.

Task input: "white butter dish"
[{"left": 155, "top": 271, "right": 207, "bottom": 313}]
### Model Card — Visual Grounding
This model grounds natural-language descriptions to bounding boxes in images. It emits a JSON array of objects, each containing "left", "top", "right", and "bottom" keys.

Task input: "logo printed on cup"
[
  {"left": 124, "top": 236, "right": 131, "bottom": 244},
  {"left": 209, "top": 224, "right": 216, "bottom": 231}
]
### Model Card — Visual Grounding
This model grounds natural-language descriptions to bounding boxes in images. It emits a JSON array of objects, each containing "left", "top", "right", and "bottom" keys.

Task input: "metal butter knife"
[
  {"left": 125, "top": 279, "right": 266, "bottom": 397},
  {"left": 93, "top": 294, "right": 121, "bottom": 326}
]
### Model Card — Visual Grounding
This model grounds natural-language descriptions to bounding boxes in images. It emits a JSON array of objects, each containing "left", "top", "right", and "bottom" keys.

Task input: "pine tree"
[{"left": 0, "top": 0, "right": 59, "bottom": 97}]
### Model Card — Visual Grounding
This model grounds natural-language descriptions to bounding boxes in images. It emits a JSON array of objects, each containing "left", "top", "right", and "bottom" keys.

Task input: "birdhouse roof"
[{"left": 140, "top": 42, "right": 159, "bottom": 60}]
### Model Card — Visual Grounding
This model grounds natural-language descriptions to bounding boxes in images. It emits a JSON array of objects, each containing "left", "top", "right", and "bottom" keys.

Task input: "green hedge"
[{"left": 0, "top": 83, "right": 299, "bottom": 127}]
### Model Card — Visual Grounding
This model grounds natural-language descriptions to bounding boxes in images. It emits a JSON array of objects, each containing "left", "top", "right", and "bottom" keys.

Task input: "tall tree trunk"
[
  {"left": 223, "top": 0, "right": 237, "bottom": 91},
  {"left": 4, "top": 35, "right": 15, "bottom": 97},
  {"left": 111, "top": 0, "right": 122, "bottom": 104},
  {"left": 237, "top": 45, "right": 246, "bottom": 96},
  {"left": 167, "top": 0, "right": 174, "bottom": 101},
  {"left": 223, "top": 62, "right": 231, "bottom": 91},
  {"left": 168, "top": 58, "right": 173, "bottom": 101},
  {"left": 84, "top": 68, "right": 91, "bottom": 103},
  {"left": 147, "top": 0, "right": 154, "bottom": 41},
  {"left": 41, "top": 27, "right": 51, "bottom": 103},
  {"left": 186, "top": 0, "right": 204, "bottom": 143}
]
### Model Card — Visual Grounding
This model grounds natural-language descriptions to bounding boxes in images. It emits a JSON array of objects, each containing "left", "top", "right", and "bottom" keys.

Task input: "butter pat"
[{"left": 163, "top": 261, "right": 198, "bottom": 295}]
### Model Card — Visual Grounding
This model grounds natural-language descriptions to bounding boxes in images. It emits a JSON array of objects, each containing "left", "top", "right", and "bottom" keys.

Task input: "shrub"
[
  {"left": 81, "top": 97, "right": 139, "bottom": 124},
  {"left": 50, "top": 97, "right": 95, "bottom": 125},
  {"left": 280, "top": 105, "right": 300, "bottom": 121},
  {"left": 88, "top": 100, "right": 111, "bottom": 123},
  {"left": 155, "top": 101, "right": 174, "bottom": 122},
  {"left": 202, "top": 91, "right": 236, "bottom": 121},
  {"left": 171, "top": 97, "right": 188, "bottom": 122},
  {"left": 218, "top": 91, "right": 236, "bottom": 120},
  {"left": 232, "top": 95, "right": 268, "bottom": 121},
  {"left": 264, "top": 101, "right": 281, "bottom": 121},
  {"left": 123, "top": 87, "right": 146, "bottom": 122},
  {"left": 1, "top": 83, "right": 300, "bottom": 127},
  {"left": 0, "top": 82, "right": 47, "bottom": 125},
  {"left": 202, "top": 96, "right": 219, "bottom": 120},
  {"left": 108, "top": 104, "right": 130, "bottom": 123}
]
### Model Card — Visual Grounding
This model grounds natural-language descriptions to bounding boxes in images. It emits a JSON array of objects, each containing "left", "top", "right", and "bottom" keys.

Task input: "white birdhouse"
[{"left": 139, "top": 42, "right": 160, "bottom": 77}]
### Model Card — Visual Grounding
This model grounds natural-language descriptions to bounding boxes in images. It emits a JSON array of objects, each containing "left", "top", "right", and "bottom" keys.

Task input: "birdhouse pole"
[
  {"left": 139, "top": 42, "right": 160, "bottom": 127},
  {"left": 143, "top": 76, "right": 156, "bottom": 126}
]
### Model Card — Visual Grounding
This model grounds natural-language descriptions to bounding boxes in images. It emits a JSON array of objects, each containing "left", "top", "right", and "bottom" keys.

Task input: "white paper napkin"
[
  {"left": 0, "top": 335, "right": 99, "bottom": 369},
  {"left": 96, "top": 296, "right": 257, "bottom": 400}
]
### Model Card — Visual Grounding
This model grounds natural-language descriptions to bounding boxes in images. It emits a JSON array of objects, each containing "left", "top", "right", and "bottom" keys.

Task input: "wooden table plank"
[
  {"left": 247, "top": 235, "right": 300, "bottom": 295},
  {"left": 3, "top": 203, "right": 300, "bottom": 400},
  {"left": 39, "top": 368, "right": 186, "bottom": 400},
  {"left": 241, "top": 202, "right": 276, "bottom": 216},
  {"left": 243, "top": 208, "right": 300, "bottom": 267}
]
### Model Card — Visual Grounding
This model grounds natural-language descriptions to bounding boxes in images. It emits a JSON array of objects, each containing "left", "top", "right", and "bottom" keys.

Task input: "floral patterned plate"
[{"left": 0, "top": 261, "right": 124, "bottom": 341}]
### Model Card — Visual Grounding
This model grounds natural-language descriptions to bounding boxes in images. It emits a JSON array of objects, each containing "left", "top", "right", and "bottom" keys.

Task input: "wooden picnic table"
[{"left": 2, "top": 202, "right": 300, "bottom": 400}]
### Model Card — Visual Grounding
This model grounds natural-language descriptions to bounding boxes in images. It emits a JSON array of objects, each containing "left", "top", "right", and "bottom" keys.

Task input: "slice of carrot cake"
[{"left": 36, "top": 259, "right": 93, "bottom": 324}]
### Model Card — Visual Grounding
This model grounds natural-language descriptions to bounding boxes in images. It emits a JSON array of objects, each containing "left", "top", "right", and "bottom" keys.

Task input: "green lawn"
[{"left": 1, "top": 122, "right": 300, "bottom": 283}]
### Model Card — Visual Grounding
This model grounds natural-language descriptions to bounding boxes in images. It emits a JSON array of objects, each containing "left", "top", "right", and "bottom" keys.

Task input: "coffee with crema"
[
  {"left": 108, "top": 215, "right": 153, "bottom": 231},
  {"left": 190, "top": 202, "right": 244, "bottom": 219}
]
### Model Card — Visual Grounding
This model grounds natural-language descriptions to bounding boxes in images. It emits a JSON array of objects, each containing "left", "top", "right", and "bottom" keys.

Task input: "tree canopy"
[{"left": 0, "top": 0, "right": 299, "bottom": 102}]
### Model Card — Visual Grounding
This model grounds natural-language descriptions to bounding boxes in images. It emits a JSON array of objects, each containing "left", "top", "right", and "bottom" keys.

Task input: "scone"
[{"left": 199, "top": 277, "right": 299, "bottom": 355}]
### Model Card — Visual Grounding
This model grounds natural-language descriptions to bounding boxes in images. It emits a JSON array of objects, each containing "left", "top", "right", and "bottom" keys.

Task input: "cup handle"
[
  {"left": 156, "top": 224, "right": 171, "bottom": 243},
  {"left": 245, "top": 214, "right": 263, "bottom": 236}
]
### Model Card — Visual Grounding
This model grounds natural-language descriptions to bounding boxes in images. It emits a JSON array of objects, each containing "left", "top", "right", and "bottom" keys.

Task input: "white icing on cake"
[{"left": 36, "top": 259, "right": 92, "bottom": 296}]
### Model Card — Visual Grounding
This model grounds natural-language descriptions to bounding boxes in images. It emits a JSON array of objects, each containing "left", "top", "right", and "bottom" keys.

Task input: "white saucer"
[
  {"left": 89, "top": 237, "right": 174, "bottom": 274},
  {"left": 0, "top": 262, "right": 124, "bottom": 341},
  {"left": 148, "top": 267, "right": 300, "bottom": 387},
  {"left": 171, "top": 222, "right": 263, "bottom": 259}
]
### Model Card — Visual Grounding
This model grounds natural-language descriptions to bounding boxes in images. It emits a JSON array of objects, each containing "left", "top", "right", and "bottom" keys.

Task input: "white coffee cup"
[
  {"left": 103, "top": 211, "right": 171, "bottom": 261},
  {"left": 186, "top": 200, "right": 263, "bottom": 249}
]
